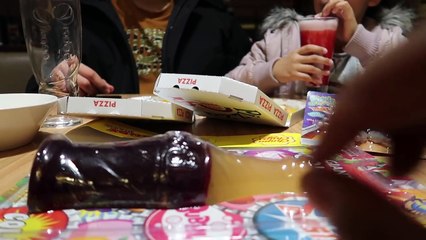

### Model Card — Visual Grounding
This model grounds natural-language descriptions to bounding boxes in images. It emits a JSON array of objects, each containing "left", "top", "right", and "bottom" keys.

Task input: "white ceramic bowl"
[{"left": 0, "top": 93, "right": 57, "bottom": 151}]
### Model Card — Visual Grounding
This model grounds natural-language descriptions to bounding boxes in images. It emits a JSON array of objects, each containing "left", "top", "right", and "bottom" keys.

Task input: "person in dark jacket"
[{"left": 26, "top": 0, "right": 252, "bottom": 95}]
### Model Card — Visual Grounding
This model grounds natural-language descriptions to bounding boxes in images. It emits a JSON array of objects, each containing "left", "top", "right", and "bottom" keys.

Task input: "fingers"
[
  {"left": 319, "top": 0, "right": 357, "bottom": 43},
  {"left": 273, "top": 46, "right": 333, "bottom": 84},
  {"left": 291, "top": 71, "right": 323, "bottom": 85},
  {"left": 298, "top": 44, "right": 328, "bottom": 56},
  {"left": 300, "top": 54, "right": 333, "bottom": 67},
  {"left": 321, "top": 0, "right": 351, "bottom": 19},
  {"left": 280, "top": 62, "right": 329, "bottom": 85},
  {"left": 297, "top": 45, "right": 333, "bottom": 67},
  {"left": 77, "top": 74, "right": 97, "bottom": 96},
  {"left": 295, "top": 45, "right": 333, "bottom": 84},
  {"left": 332, "top": 1, "right": 352, "bottom": 19},
  {"left": 321, "top": 0, "right": 339, "bottom": 16},
  {"left": 296, "top": 64, "right": 329, "bottom": 84},
  {"left": 302, "top": 169, "right": 426, "bottom": 240},
  {"left": 78, "top": 64, "right": 115, "bottom": 96}
]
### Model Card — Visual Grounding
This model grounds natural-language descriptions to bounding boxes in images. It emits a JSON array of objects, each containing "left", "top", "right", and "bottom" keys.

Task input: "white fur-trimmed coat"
[{"left": 226, "top": 6, "right": 415, "bottom": 97}]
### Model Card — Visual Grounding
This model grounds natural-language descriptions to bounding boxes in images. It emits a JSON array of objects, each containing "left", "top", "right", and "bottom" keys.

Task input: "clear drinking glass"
[
  {"left": 20, "top": 0, "right": 82, "bottom": 127},
  {"left": 299, "top": 16, "right": 338, "bottom": 93}
]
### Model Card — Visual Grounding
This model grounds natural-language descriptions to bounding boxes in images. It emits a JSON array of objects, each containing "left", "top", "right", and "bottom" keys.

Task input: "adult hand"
[
  {"left": 302, "top": 25, "right": 426, "bottom": 239},
  {"left": 77, "top": 63, "right": 115, "bottom": 96},
  {"left": 272, "top": 44, "right": 333, "bottom": 85},
  {"left": 312, "top": 25, "right": 426, "bottom": 174},
  {"left": 302, "top": 170, "right": 426, "bottom": 239}
]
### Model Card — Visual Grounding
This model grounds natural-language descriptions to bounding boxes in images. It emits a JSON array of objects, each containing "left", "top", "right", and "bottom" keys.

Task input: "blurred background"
[
  {"left": 0, "top": 0, "right": 424, "bottom": 93},
  {"left": 1, "top": 0, "right": 424, "bottom": 51}
]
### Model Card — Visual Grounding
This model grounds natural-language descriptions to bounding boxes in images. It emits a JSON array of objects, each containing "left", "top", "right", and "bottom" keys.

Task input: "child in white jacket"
[{"left": 226, "top": 0, "right": 415, "bottom": 97}]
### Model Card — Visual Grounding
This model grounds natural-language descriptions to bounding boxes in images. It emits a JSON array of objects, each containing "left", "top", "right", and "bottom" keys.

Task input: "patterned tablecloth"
[{"left": 0, "top": 147, "right": 425, "bottom": 239}]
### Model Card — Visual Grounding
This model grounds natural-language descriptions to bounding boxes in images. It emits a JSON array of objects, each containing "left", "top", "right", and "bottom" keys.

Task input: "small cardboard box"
[
  {"left": 58, "top": 95, "right": 194, "bottom": 123},
  {"left": 154, "top": 73, "right": 304, "bottom": 127},
  {"left": 301, "top": 91, "right": 337, "bottom": 145}
]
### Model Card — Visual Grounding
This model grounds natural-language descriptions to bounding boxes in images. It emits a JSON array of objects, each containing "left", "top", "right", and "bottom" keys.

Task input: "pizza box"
[
  {"left": 57, "top": 95, "right": 194, "bottom": 123},
  {"left": 272, "top": 98, "right": 306, "bottom": 128},
  {"left": 153, "top": 73, "right": 304, "bottom": 127}
]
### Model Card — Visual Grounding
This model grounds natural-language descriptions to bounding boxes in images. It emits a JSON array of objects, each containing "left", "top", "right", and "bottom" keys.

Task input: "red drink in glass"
[{"left": 299, "top": 17, "right": 337, "bottom": 92}]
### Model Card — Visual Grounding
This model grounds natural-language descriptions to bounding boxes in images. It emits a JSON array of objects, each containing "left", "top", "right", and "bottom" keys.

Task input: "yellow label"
[
  {"left": 201, "top": 132, "right": 301, "bottom": 148},
  {"left": 86, "top": 119, "right": 157, "bottom": 139}
]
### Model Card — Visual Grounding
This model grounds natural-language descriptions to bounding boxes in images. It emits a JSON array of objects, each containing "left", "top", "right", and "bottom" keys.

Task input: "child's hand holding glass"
[{"left": 272, "top": 44, "right": 333, "bottom": 85}]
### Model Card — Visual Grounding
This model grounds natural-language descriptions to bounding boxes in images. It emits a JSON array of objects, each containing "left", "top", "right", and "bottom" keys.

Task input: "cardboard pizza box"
[
  {"left": 153, "top": 73, "right": 304, "bottom": 127},
  {"left": 272, "top": 98, "right": 306, "bottom": 127},
  {"left": 57, "top": 95, "right": 194, "bottom": 123}
]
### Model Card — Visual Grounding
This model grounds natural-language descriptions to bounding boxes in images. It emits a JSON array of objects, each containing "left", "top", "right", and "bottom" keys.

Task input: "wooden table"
[
  {"left": 1, "top": 115, "right": 425, "bottom": 197},
  {"left": 0, "top": 117, "right": 94, "bottom": 195}
]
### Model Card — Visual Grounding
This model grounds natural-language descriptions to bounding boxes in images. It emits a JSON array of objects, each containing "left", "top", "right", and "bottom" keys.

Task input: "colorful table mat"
[{"left": 1, "top": 148, "right": 425, "bottom": 239}]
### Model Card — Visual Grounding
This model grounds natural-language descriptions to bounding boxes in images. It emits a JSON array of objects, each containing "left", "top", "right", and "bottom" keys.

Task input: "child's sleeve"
[
  {"left": 344, "top": 25, "right": 408, "bottom": 67},
  {"left": 225, "top": 37, "right": 280, "bottom": 95},
  {"left": 226, "top": 23, "right": 300, "bottom": 96}
]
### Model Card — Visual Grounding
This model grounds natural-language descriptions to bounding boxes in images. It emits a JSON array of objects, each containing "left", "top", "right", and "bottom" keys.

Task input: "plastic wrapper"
[
  {"left": 28, "top": 131, "right": 212, "bottom": 213},
  {"left": 28, "top": 131, "right": 311, "bottom": 214}
]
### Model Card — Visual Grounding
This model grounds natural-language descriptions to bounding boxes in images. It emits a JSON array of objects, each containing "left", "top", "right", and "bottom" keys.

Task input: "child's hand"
[
  {"left": 320, "top": 0, "right": 358, "bottom": 44},
  {"left": 272, "top": 44, "right": 333, "bottom": 85}
]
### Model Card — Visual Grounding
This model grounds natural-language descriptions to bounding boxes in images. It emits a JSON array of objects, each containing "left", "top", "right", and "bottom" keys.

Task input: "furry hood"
[{"left": 259, "top": 5, "right": 416, "bottom": 36}]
